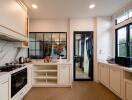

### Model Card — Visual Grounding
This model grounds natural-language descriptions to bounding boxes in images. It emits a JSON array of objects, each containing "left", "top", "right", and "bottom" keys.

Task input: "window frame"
[
  {"left": 115, "top": 10, "right": 132, "bottom": 25},
  {"left": 28, "top": 32, "right": 67, "bottom": 59},
  {"left": 115, "top": 23, "right": 132, "bottom": 58}
]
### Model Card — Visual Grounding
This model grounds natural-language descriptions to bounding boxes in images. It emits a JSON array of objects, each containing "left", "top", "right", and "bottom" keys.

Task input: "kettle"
[{"left": 19, "top": 57, "right": 24, "bottom": 64}]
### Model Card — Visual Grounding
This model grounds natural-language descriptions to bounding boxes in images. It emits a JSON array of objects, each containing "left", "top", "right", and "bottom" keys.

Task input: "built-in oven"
[{"left": 11, "top": 68, "right": 27, "bottom": 97}]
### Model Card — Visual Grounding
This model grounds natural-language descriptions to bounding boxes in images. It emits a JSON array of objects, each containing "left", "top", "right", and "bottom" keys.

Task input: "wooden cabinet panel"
[
  {"left": 58, "top": 65, "right": 70, "bottom": 84},
  {"left": 124, "top": 79, "right": 132, "bottom": 100},
  {"left": 0, "top": 81, "right": 9, "bottom": 100},
  {"left": 109, "top": 67, "right": 122, "bottom": 96},
  {"left": 100, "top": 64, "right": 109, "bottom": 87}
]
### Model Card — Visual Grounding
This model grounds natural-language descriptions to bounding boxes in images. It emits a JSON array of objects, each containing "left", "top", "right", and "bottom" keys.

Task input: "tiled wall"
[{"left": 0, "top": 40, "right": 28, "bottom": 66}]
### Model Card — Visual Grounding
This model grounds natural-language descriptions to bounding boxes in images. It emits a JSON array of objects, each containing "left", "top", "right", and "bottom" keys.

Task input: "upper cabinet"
[{"left": 0, "top": 0, "right": 28, "bottom": 41}]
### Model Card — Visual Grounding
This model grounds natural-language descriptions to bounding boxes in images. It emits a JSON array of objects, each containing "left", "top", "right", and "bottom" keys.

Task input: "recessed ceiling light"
[
  {"left": 32, "top": 4, "right": 38, "bottom": 9},
  {"left": 89, "top": 4, "right": 95, "bottom": 9}
]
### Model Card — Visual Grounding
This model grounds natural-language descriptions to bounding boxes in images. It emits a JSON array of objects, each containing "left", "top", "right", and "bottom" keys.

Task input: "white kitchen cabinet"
[
  {"left": 99, "top": 63, "right": 109, "bottom": 87},
  {"left": 0, "top": 0, "right": 28, "bottom": 41},
  {"left": 124, "top": 79, "right": 132, "bottom": 100},
  {"left": 32, "top": 62, "right": 72, "bottom": 87},
  {"left": 0, "top": 74, "right": 9, "bottom": 100},
  {"left": 109, "top": 67, "right": 123, "bottom": 97},
  {"left": 58, "top": 64, "right": 71, "bottom": 85},
  {"left": 98, "top": 62, "right": 123, "bottom": 99}
]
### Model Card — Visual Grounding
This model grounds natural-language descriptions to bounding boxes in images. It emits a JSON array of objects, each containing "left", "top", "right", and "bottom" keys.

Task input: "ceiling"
[{"left": 23, "top": 0, "right": 131, "bottom": 19}]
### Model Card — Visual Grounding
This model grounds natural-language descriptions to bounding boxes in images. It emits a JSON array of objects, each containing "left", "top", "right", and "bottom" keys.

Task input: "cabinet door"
[
  {"left": 0, "top": 0, "right": 27, "bottom": 36},
  {"left": 124, "top": 79, "right": 132, "bottom": 100},
  {"left": 0, "top": 81, "right": 9, "bottom": 100},
  {"left": 109, "top": 67, "right": 122, "bottom": 96},
  {"left": 100, "top": 64, "right": 109, "bottom": 87},
  {"left": 58, "top": 65, "right": 70, "bottom": 84}
]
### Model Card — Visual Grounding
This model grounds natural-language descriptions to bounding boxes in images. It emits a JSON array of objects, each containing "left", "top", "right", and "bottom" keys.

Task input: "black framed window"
[
  {"left": 115, "top": 9, "right": 132, "bottom": 25},
  {"left": 115, "top": 23, "right": 132, "bottom": 66},
  {"left": 28, "top": 32, "right": 67, "bottom": 59}
]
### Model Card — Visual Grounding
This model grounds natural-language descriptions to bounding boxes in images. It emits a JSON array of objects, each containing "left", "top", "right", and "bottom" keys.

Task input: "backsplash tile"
[{"left": 0, "top": 40, "right": 27, "bottom": 66}]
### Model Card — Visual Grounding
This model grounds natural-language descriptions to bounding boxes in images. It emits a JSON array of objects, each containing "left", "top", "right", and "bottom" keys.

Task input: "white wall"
[
  {"left": 97, "top": 17, "right": 113, "bottom": 60},
  {"left": 69, "top": 18, "right": 98, "bottom": 81},
  {"left": 29, "top": 19, "right": 68, "bottom": 32}
]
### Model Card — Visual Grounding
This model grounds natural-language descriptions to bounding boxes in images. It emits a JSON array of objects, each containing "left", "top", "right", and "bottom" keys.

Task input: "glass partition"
[{"left": 29, "top": 32, "right": 67, "bottom": 59}]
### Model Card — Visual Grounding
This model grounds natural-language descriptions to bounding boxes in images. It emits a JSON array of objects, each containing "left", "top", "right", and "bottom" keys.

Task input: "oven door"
[{"left": 11, "top": 68, "right": 27, "bottom": 97}]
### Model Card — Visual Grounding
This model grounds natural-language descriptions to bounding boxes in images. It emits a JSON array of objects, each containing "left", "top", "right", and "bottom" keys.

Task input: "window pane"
[
  {"left": 29, "top": 50, "right": 35, "bottom": 58},
  {"left": 117, "top": 14, "right": 128, "bottom": 24},
  {"left": 36, "top": 50, "right": 43, "bottom": 59},
  {"left": 118, "top": 44, "right": 127, "bottom": 57},
  {"left": 43, "top": 41, "right": 52, "bottom": 56},
  {"left": 36, "top": 42, "right": 43, "bottom": 50},
  {"left": 44, "top": 33, "right": 51, "bottom": 41},
  {"left": 117, "top": 27, "right": 127, "bottom": 44},
  {"left": 129, "top": 9, "right": 132, "bottom": 18},
  {"left": 29, "top": 42, "right": 35, "bottom": 50},
  {"left": 60, "top": 42, "right": 67, "bottom": 58},
  {"left": 52, "top": 33, "right": 59, "bottom": 42},
  {"left": 51, "top": 44, "right": 60, "bottom": 58},
  {"left": 130, "top": 25, "right": 132, "bottom": 42},
  {"left": 36, "top": 33, "right": 43, "bottom": 41},
  {"left": 29, "top": 33, "right": 35, "bottom": 41},
  {"left": 60, "top": 33, "right": 66, "bottom": 41}
]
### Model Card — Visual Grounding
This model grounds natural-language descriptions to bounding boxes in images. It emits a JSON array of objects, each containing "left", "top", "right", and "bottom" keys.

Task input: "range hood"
[
  {"left": 0, "top": 25, "right": 28, "bottom": 42},
  {"left": 0, "top": 32, "right": 27, "bottom": 42}
]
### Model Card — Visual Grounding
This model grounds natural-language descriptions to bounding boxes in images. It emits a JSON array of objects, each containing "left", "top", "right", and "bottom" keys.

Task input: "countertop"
[
  {"left": 98, "top": 59, "right": 132, "bottom": 73},
  {"left": 0, "top": 72, "right": 9, "bottom": 77},
  {"left": 32, "top": 59, "right": 72, "bottom": 65}
]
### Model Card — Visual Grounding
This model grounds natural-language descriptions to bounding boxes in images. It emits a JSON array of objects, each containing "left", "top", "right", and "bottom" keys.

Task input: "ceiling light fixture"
[
  {"left": 89, "top": 4, "right": 95, "bottom": 9},
  {"left": 32, "top": 4, "right": 38, "bottom": 9}
]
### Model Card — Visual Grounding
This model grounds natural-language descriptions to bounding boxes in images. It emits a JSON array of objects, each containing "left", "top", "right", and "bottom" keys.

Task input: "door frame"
[{"left": 73, "top": 31, "right": 94, "bottom": 81}]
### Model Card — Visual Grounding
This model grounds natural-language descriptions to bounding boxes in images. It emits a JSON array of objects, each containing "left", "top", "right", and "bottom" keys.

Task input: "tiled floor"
[{"left": 23, "top": 82, "right": 121, "bottom": 100}]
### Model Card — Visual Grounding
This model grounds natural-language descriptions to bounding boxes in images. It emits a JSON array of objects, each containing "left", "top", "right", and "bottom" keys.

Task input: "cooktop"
[{"left": 0, "top": 63, "right": 25, "bottom": 72}]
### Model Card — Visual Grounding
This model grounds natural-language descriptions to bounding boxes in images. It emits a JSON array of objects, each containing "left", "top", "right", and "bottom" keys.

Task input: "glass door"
[{"left": 73, "top": 32, "right": 93, "bottom": 81}]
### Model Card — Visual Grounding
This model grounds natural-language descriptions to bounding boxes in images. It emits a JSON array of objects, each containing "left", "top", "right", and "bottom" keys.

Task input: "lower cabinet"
[
  {"left": 99, "top": 63, "right": 109, "bottom": 87},
  {"left": 0, "top": 80, "right": 9, "bottom": 100},
  {"left": 98, "top": 62, "right": 123, "bottom": 99},
  {"left": 58, "top": 64, "right": 71, "bottom": 85},
  {"left": 124, "top": 79, "right": 132, "bottom": 100},
  {"left": 109, "top": 67, "right": 123, "bottom": 97},
  {"left": 32, "top": 63, "right": 72, "bottom": 87}
]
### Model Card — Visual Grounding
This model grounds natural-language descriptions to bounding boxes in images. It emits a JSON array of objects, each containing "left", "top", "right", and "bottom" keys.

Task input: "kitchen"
[{"left": 0, "top": 0, "right": 132, "bottom": 100}]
